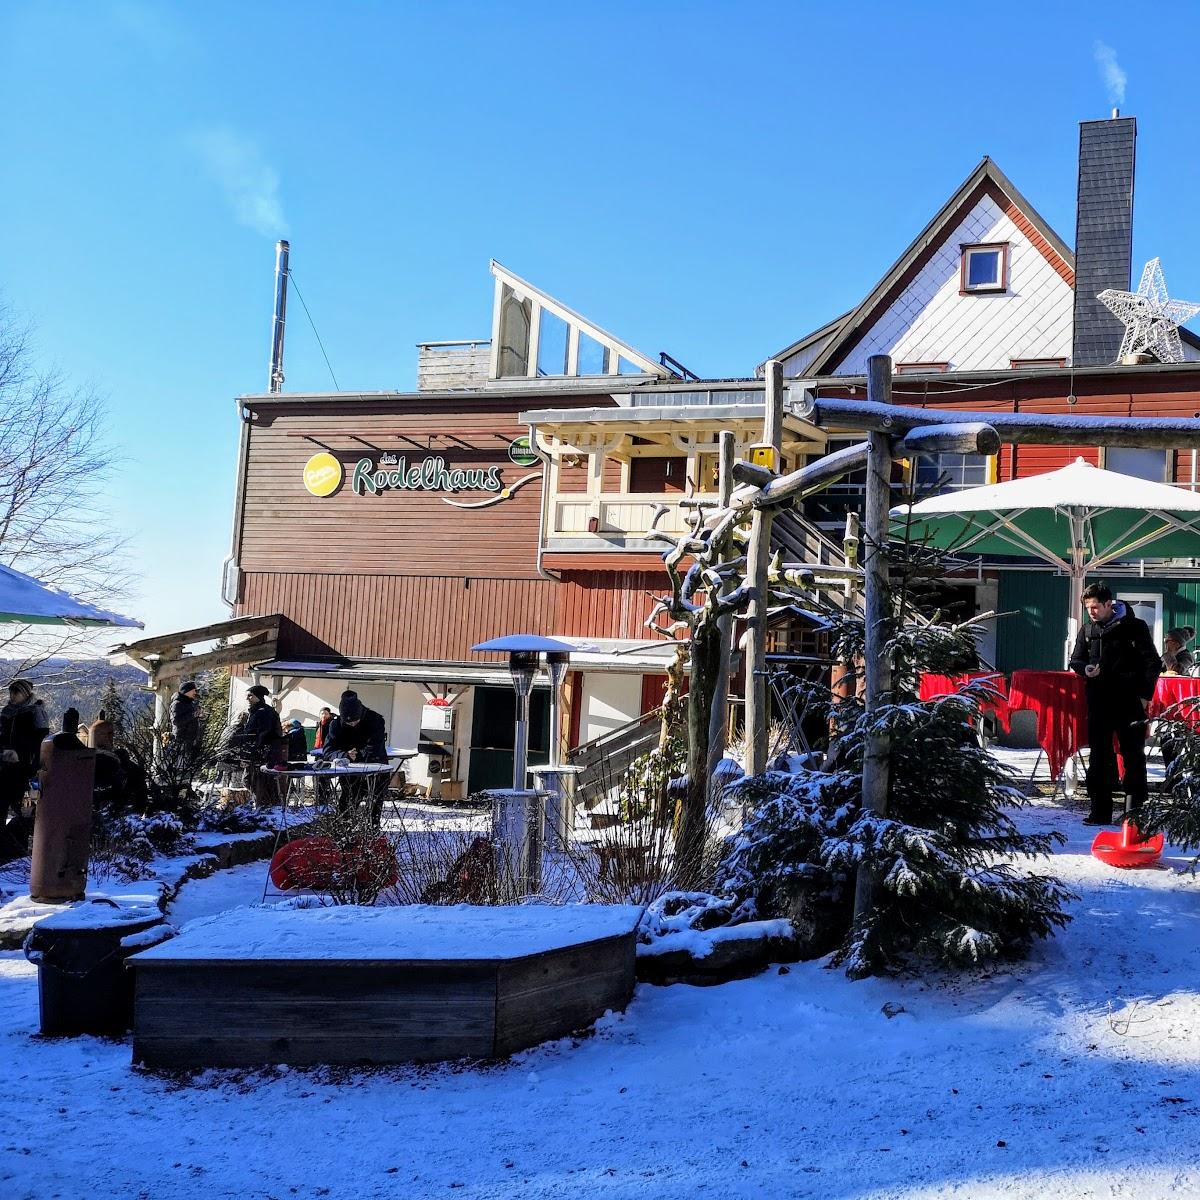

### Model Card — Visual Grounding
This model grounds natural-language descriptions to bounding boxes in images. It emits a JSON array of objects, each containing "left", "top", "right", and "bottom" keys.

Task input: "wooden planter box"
[{"left": 130, "top": 904, "right": 641, "bottom": 1069}]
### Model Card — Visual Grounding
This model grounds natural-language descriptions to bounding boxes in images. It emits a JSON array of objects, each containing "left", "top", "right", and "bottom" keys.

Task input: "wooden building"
[
  {"left": 224, "top": 262, "right": 830, "bottom": 793},
  {"left": 214, "top": 111, "right": 1200, "bottom": 789}
]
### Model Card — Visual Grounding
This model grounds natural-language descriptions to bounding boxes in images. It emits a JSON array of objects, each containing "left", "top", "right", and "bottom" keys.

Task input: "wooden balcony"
[
  {"left": 523, "top": 395, "right": 828, "bottom": 563},
  {"left": 551, "top": 492, "right": 697, "bottom": 539}
]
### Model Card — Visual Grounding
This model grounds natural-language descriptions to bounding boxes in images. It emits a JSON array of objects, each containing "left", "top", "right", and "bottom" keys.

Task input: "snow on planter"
[{"left": 128, "top": 903, "right": 644, "bottom": 1069}]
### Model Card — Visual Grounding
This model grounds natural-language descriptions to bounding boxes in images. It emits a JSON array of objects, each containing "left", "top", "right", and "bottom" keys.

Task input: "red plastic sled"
[
  {"left": 1090, "top": 821, "right": 1164, "bottom": 869},
  {"left": 270, "top": 836, "right": 398, "bottom": 891}
]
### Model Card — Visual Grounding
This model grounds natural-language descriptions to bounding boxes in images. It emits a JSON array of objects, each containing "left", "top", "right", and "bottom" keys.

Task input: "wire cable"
[{"left": 286, "top": 269, "right": 341, "bottom": 391}]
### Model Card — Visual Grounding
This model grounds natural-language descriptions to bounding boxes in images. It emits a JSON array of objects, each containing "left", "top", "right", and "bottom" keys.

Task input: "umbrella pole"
[
  {"left": 1065, "top": 511, "right": 1086, "bottom": 668},
  {"left": 1066, "top": 571, "right": 1085, "bottom": 668}
]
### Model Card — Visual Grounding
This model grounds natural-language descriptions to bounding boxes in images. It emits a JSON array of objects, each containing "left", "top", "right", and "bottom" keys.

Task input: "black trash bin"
[{"left": 23, "top": 898, "right": 173, "bottom": 1036}]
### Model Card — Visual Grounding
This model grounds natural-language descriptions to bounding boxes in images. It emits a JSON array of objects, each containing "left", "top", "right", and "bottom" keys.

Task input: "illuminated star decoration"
[{"left": 1098, "top": 257, "right": 1200, "bottom": 364}]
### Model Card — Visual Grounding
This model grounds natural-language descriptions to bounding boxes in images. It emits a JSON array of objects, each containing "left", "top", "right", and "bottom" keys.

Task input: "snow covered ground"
[{"left": 4, "top": 794, "right": 1200, "bottom": 1198}]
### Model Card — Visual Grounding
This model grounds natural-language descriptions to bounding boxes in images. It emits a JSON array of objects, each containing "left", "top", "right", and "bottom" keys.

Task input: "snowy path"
[{"left": 4, "top": 802, "right": 1200, "bottom": 1198}]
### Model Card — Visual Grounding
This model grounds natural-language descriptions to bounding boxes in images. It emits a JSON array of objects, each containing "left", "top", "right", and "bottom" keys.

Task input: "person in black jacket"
[
  {"left": 1068, "top": 584, "right": 1161, "bottom": 824},
  {"left": 169, "top": 681, "right": 201, "bottom": 751},
  {"left": 241, "top": 684, "right": 284, "bottom": 806},
  {"left": 285, "top": 719, "right": 309, "bottom": 764},
  {"left": 322, "top": 690, "right": 389, "bottom": 823},
  {"left": 0, "top": 678, "right": 50, "bottom": 848}
]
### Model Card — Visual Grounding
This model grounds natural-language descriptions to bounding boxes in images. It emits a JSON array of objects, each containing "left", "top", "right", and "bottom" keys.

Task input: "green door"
[{"left": 467, "top": 685, "right": 551, "bottom": 793}]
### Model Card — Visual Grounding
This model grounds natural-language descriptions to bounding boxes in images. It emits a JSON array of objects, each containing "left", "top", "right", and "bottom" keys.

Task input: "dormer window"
[{"left": 961, "top": 243, "right": 1008, "bottom": 293}]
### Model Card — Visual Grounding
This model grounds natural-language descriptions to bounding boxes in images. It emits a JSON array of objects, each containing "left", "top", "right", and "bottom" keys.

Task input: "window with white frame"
[
  {"left": 914, "top": 452, "right": 994, "bottom": 494},
  {"left": 960, "top": 243, "right": 1008, "bottom": 293}
]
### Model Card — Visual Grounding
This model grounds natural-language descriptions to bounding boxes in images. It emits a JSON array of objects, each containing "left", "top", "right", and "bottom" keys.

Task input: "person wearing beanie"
[
  {"left": 323, "top": 688, "right": 389, "bottom": 822},
  {"left": 170, "top": 680, "right": 202, "bottom": 752},
  {"left": 324, "top": 690, "right": 387, "bottom": 763},
  {"left": 239, "top": 684, "right": 285, "bottom": 805},
  {"left": 285, "top": 718, "right": 309, "bottom": 764},
  {"left": 1162, "top": 627, "right": 1196, "bottom": 677},
  {"left": 0, "top": 677, "right": 51, "bottom": 855}
]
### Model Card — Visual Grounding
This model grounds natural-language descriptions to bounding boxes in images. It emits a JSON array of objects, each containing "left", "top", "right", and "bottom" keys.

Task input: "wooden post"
[
  {"left": 830, "top": 511, "right": 860, "bottom": 711},
  {"left": 743, "top": 360, "right": 784, "bottom": 777},
  {"left": 852, "top": 355, "right": 896, "bottom": 929},
  {"left": 707, "top": 431, "right": 737, "bottom": 780}
]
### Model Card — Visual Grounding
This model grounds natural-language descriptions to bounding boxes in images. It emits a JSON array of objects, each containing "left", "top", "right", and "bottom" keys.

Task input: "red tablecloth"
[
  {"left": 918, "top": 672, "right": 1010, "bottom": 732},
  {"left": 1148, "top": 675, "right": 1200, "bottom": 724},
  {"left": 1007, "top": 669, "right": 1088, "bottom": 782}
]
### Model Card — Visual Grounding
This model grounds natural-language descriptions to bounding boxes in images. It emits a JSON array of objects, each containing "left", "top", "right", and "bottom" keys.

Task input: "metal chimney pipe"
[{"left": 268, "top": 239, "right": 290, "bottom": 393}]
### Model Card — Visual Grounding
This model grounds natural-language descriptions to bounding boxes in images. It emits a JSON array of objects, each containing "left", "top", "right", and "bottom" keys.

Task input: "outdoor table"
[
  {"left": 261, "top": 763, "right": 398, "bottom": 900},
  {"left": 1148, "top": 675, "right": 1200, "bottom": 724},
  {"left": 918, "top": 671, "right": 1010, "bottom": 731},
  {"left": 1007, "top": 669, "right": 1088, "bottom": 782}
]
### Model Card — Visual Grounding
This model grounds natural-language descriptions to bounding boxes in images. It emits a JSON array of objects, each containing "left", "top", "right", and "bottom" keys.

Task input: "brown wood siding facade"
[
  {"left": 238, "top": 569, "right": 675, "bottom": 661},
  {"left": 234, "top": 392, "right": 676, "bottom": 663},
  {"left": 239, "top": 396, "right": 605, "bottom": 579}
]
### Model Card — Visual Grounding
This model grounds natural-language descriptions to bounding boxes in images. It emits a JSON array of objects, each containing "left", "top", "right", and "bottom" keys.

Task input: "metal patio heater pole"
[
  {"left": 545, "top": 651, "right": 570, "bottom": 769},
  {"left": 508, "top": 650, "right": 539, "bottom": 789},
  {"left": 535, "top": 649, "right": 581, "bottom": 849}
]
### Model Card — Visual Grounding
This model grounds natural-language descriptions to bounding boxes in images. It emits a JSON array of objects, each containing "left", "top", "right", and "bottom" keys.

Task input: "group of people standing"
[{"left": 1068, "top": 583, "right": 1198, "bottom": 826}]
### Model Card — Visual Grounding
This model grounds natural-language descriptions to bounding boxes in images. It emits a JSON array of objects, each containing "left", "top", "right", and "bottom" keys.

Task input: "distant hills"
[{"left": 0, "top": 658, "right": 151, "bottom": 727}]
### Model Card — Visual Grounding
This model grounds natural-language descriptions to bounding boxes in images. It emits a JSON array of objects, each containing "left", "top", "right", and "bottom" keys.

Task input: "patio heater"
[
  {"left": 471, "top": 635, "right": 575, "bottom": 894},
  {"left": 530, "top": 649, "right": 584, "bottom": 849}
]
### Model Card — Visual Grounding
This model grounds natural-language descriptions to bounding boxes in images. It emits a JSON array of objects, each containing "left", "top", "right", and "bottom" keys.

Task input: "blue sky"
[{"left": 2, "top": 1, "right": 1198, "bottom": 640}]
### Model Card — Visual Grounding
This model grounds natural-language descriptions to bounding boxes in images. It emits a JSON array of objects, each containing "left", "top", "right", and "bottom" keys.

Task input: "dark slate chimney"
[{"left": 1071, "top": 115, "right": 1136, "bottom": 366}]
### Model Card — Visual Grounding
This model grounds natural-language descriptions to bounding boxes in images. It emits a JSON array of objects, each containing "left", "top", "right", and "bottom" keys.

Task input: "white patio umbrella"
[
  {"left": 892, "top": 458, "right": 1200, "bottom": 660},
  {"left": 0, "top": 562, "right": 142, "bottom": 628}
]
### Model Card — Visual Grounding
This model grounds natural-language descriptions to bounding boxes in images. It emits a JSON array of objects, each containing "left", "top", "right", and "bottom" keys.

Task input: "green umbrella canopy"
[
  {"left": 891, "top": 458, "right": 1200, "bottom": 660},
  {"left": 891, "top": 458, "right": 1200, "bottom": 566}
]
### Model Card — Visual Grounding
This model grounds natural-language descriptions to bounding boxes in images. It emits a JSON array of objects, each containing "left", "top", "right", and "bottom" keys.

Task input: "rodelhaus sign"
[
  {"left": 351, "top": 454, "right": 502, "bottom": 496},
  {"left": 303, "top": 437, "right": 540, "bottom": 510}
]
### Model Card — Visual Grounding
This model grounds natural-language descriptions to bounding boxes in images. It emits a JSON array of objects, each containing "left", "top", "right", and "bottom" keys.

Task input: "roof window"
[{"left": 961, "top": 243, "right": 1008, "bottom": 293}]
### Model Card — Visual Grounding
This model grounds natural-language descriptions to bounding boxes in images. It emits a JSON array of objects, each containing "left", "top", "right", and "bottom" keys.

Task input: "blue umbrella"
[{"left": 0, "top": 562, "right": 142, "bottom": 628}]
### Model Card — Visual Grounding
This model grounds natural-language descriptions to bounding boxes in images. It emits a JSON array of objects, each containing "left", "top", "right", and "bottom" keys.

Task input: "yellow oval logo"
[{"left": 303, "top": 452, "right": 342, "bottom": 497}]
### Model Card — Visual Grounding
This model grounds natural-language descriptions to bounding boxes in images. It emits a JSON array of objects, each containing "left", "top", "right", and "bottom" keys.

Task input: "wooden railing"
[{"left": 566, "top": 707, "right": 664, "bottom": 811}]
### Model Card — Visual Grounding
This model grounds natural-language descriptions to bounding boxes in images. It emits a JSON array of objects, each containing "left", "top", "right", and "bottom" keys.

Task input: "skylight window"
[{"left": 961, "top": 243, "right": 1008, "bottom": 293}]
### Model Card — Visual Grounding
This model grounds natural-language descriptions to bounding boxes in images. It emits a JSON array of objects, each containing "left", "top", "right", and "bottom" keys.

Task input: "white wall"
[
  {"left": 580, "top": 672, "right": 642, "bottom": 742},
  {"left": 832, "top": 192, "right": 1075, "bottom": 374}
]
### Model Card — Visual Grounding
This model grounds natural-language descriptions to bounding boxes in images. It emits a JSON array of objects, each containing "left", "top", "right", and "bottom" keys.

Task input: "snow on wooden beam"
[
  {"left": 794, "top": 396, "right": 1200, "bottom": 449},
  {"left": 896, "top": 423, "right": 1001, "bottom": 457}
]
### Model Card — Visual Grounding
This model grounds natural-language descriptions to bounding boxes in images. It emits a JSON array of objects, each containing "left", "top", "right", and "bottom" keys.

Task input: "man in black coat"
[
  {"left": 0, "top": 678, "right": 50, "bottom": 853},
  {"left": 169, "top": 681, "right": 201, "bottom": 752},
  {"left": 241, "top": 684, "right": 284, "bottom": 806},
  {"left": 323, "top": 690, "right": 388, "bottom": 764},
  {"left": 323, "top": 690, "right": 389, "bottom": 823},
  {"left": 1068, "top": 583, "right": 1161, "bottom": 824}
]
